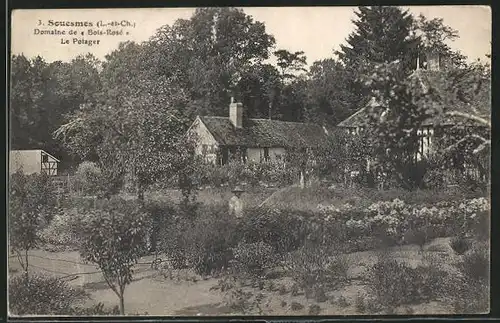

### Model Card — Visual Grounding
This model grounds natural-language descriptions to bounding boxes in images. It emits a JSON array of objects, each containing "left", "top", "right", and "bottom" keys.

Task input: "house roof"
[
  {"left": 338, "top": 70, "right": 489, "bottom": 128},
  {"left": 198, "top": 116, "right": 331, "bottom": 148}
]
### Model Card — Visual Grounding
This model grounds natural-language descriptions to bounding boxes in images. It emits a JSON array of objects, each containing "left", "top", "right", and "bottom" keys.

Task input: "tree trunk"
[
  {"left": 119, "top": 293, "right": 125, "bottom": 315},
  {"left": 137, "top": 180, "right": 144, "bottom": 203},
  {"left": 25, "top": 249, "right": 29, "bottom": 276},
  {"left": 299, "top": 171, "right": 305, "bottom": 189}
]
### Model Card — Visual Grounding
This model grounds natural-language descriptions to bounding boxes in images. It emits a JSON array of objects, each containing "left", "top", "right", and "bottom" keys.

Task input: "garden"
[
  {"left": 8, "top": 163, "right": 490, "bottom": 316},
  {"left": 8, "top": 5, "right": 491, "bottom": 317}
]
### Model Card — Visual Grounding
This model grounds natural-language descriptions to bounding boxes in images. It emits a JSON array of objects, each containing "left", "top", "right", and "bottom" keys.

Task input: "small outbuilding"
[{"left": 9, "top": 149, "right": 60, "bottom": 176}]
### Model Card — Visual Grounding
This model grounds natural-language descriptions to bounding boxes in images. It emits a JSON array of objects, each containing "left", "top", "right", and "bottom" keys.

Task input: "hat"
[{"left": 232, "top": 185, "right": 245, "bottom": 193}]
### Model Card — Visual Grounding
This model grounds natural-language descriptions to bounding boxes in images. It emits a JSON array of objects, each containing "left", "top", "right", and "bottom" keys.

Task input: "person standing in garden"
[{"left": 229, "top": 186, "right": 245, "bottom": 218}]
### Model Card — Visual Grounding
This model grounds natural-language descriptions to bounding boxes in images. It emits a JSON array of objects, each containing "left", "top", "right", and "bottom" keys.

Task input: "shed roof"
[{"left": 199, "top": 116, "right": 331, "bottom": 148}]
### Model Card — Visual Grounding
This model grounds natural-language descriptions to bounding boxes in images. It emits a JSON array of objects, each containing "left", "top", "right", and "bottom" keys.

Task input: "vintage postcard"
[{"left": 8, "top": 6, "right": 491, "bottom": 316}]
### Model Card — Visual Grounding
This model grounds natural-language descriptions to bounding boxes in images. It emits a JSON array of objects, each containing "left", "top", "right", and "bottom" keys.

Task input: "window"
[
  {"left": 263, "top": 148, "right": 270, "bottom": 162},
  {"left": 202, "top": 144, "right": 208, "bottom": 156},
  {"left": 42, "top": 154, "right": 49, "bottom": 163}
]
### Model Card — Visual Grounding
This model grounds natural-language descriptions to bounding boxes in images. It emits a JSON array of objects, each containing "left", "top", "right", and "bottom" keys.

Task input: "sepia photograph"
[{"left": 8, "top": 5, "right": 491, "bottom": 316}]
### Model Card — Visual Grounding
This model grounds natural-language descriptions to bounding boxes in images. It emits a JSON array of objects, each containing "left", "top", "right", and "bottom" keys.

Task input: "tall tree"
[
  {"left": 304, "top": 58, "right": 359, "bottom": 125},
  {"left": 55, "top": 42, "right": 194, "bottom": 200},
  {"left": 10, "top": 54, "right": 102, "bottom": 171},
  {"left": 272, "top": 49, "right": 308, "bottom": 121},
  {"left": 335, "top": 6, "right": 417, "bottom": 116},
  {"left": 235, "top": 63, "right": 281, "bottom": 120},
  {"left": 337, "top": 6, "right": 417, "bottom": 73},
  {"left": 148, "top": 7, "right": 276, "bottom": 118}
]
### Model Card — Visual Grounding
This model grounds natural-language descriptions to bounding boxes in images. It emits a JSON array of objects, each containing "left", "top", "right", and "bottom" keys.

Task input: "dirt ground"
[{"left": 8, "top": 237, "right": 461, "bottom": 316}]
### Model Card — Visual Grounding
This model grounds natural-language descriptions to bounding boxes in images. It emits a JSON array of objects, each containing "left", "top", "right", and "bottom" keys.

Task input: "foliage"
[
  {"left": 367, "top": 256, "right": 450, "bottom": 312},
  {"left": 9, "top": 273, "right": 87, "bottom": 315},
  {"left": 240, "top": 206, "right": 310, "bottom": 254},
  {"left": 10, "top": 54, "right": 101, "bottom": 170},
  {"left": 211, "top": 275, "right": 268, "bottom": 315},
  {"left": 197, "top": 160, "right": 297, "bottom": 188},
  {"left": 449, "top": 235, "right": 473, "bottom": 255},
  {"left": 72, "top": 302, "right": 121, "bottom": 316},
  {"left": 9, "top": 172, "right": 57, "bottom": 273},
  {"left": 148, "top": 7, "right": 275, "bottom": 117},
  {"left": 161, "top": 203, "right": 239, "bottom": 275},
  {"left": 74, "top": 161, "right": 105, "bottom": 196},
  {"left": 78, "top": 197, "right": 148, "bottom": 314},
  {"left": 304, "top": 59, "right": 360, "bottom": 125},
  {"left": 452, "top": 246, "right": 489, "bottom": 313},
  {"left": 38, "top": 208, "right": 92, "bottom": 248},
  {"left": 284, "top": 245, "right": 348, "bottom": 298},
  {"left": 55, "top": 41, "right": 196, "bottom": 200},
  {"left": 458, "top": 246, "right": 489, "bottom": 284},
  {"left": 338, "top": 6, "right": 417, "bottom": 73},
  {"left": 319, "top": 197, "right": 489, "bottom": 248},
  {"left": 231, "top": 242, "right": 277, "bottom": 279}
]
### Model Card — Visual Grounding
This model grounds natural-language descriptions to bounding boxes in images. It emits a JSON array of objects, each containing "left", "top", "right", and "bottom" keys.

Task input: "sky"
[{"left": 11, "top": 6, "right": 491, "bottom": 66}]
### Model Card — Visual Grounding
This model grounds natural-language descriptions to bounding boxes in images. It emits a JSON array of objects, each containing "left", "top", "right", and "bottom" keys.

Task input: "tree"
[
  {"left": 10, "top": 54, "right": 102, "bottom": 171},
  {"left": 334, "top": 6, "right": 418, "bottom": 116},
  {"left": 274, "top": 49, "right": 308, "bottom": 82},
  {"left": 79, "top": 198, "right": 148, "bottom": 315},
  {"left": 359, "top": 54, "right": 490, "bottom": 189},
  {"left": 337, "top": 6, "right": 417, "bottom": 73},
  {"left": 148, "top": 7, "right": 276, "bottom": 118},
  {"left": 360, "top": 61, "right": 440, "bottom": 189},
  {"left": 55, "top": 42, "right": 195, "bottom": 200},
  {"left": 235, "top": 63, "right": 282, "bottom": 120},
  {"left": 9, "top": 172, "right": 56, "bottom": 275},
  {"left": 304, "top": 58, "right": 360, "bottom": 125}
]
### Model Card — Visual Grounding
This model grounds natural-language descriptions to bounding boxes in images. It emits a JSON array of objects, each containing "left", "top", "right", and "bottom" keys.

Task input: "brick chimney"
[{"left": 229, "top": 97, "right": 243, "bottom": 128}]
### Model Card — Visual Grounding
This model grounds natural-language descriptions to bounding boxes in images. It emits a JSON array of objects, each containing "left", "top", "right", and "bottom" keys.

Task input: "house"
[
  {"left": 186, "top": 99, "right": 331, "bottom": 165},
  {"left": 337, "top": 49, "right": 489, "bottom": 182},
  {"left": 9, "top": 149, "right": 60, "bottom": 176}
]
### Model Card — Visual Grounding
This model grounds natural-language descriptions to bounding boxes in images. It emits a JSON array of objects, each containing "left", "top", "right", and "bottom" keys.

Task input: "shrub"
[
  {"left": 9, "top": 273, "right": 87, "bottom": 315},
  {"left": 240, "top": 207, "right": 310, "bottom": 254},
  {"left": 290, "top": 302, "right": 304, "bottom": 311},
  {"left": 198, "top": 160, "right": 296, "bottom": 188},
  {"left": 308, "top": 304, "right": 322, "bottom": 315},
  {"left": 367, "top": 256, "right": 450, "bottom": 311},
  {"left": 458, "top": 247, "right": 489, "bottom": 284},
  {"left": 144, "top": 199, "right": 177, "bottom": 252},
  {"left": 38, "top": 208, "right": 91, "bottom": 248},
  {"left": 231, "top": 242, "right": 277, "bottom": 279},
  {"left": 78, "top": 197, "right": 149, "bottom": 315},
  {"left": 72, "top": 302, "right": 120, "bottom": 315},
  {"left": 211, "top": 275, "right": 267, "bottom": 314},
  {"left": 284, "top": 245, "right": 347, "bottom": 298},
  {"left": 162, "top": 203, "right": 239, "bottom": 275},
  {"left": 450, "top": 235, "right": 473, "bottom": 255},
  {"left": 9, "top": 172, "right": 57, "bottom": 272},
  {"left": 452, "top": 247, "right": 489, "bottom": 313},
  {"left": 336, "top": 295, "right": 350, "bottom": 308},
  {"left": 75, "top": 162, "right": 104, "bottom": 196}
]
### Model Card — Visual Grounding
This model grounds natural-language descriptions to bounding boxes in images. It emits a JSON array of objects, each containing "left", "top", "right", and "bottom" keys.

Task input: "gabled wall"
[
  {"left": 188, "top": 117, "right": 220, "bottom": 164},
  {"left": 10, "top": 150, "right": 42, "bottom": 175}
]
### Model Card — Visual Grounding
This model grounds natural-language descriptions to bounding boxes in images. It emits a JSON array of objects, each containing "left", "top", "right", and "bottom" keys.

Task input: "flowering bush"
[
  {"left": 318, "top": 197, "right": 489, "bottom": 246},
  {"left": 38, "top": 208, "right": 92, "bottom": 248}
]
